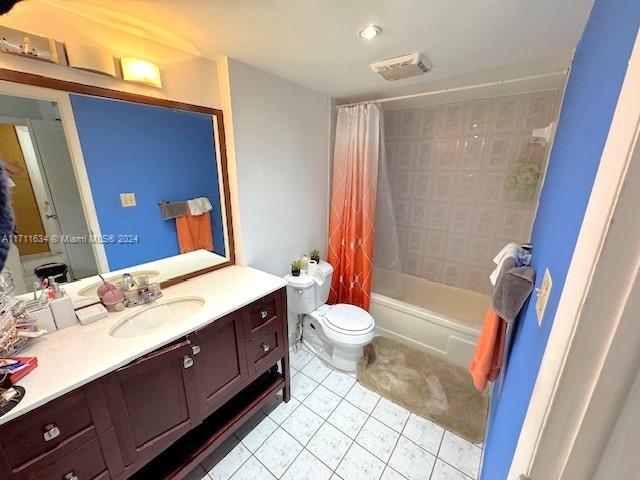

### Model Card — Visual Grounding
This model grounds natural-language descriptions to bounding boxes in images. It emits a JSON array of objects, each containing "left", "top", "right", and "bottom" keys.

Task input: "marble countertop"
[{"left": 1, "top": 264, "right": 287, "bottom": 426}]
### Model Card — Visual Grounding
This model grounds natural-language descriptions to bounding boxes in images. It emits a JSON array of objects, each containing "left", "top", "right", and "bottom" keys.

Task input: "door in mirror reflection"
[{"left": 0, "top": 95, "right": 98, "bottom": 293}]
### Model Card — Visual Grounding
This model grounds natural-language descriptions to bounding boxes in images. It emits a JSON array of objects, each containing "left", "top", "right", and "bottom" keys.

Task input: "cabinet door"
[
  {"left": 189, "top": 312, "right": 249, "bottom": 417},
  {"left": 102, "top": 340, "right": 199, "bottom": 468}
]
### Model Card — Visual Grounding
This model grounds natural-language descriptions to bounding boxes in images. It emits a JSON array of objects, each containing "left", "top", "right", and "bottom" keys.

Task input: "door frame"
[
  {"left": 0, "top": 115, "right": 62, "bottom": 255},
  {"left": 0, "top": 80, "right": 109, "bottom": 272},
  {"left": 508, "top": 30, "right": 640, "bottom": 479}
]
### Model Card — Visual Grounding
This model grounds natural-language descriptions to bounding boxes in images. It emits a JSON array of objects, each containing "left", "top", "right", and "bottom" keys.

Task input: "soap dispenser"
[{"left": 47, "top": 277, "right": 77, "bottom": 330}]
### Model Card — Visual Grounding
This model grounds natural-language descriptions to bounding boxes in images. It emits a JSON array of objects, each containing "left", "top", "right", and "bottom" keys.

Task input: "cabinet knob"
[
  {"left": 64, "top": 472, "right": 79, "bottom": 480},
  {"left": 43, "top": 423, "right": 61, "bottom": 442},
  {"left": 192, "top": 344, "right": 201, "bottom": 355},
  {"left": 260, "top": 310, "right": 269, "bottom": 319},
  {"left": 261, "top": 343, "right": 270, "bottom": 352},
  {"left": 183, "top": 355, "right": 194, "bottom": 369}
]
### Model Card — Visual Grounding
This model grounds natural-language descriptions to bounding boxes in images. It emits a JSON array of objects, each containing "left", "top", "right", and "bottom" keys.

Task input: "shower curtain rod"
[{"left": 337, "top": 70, "right": 568, "bottom": 108}]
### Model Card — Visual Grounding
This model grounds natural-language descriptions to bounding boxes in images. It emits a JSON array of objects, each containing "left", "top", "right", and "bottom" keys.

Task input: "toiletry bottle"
[{"left": 48, "top": 279, "right": 77, "bottom": 330}]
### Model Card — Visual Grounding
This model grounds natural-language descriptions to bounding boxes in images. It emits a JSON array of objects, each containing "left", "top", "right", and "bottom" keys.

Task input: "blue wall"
[
  {"left": 481, "top": 2, "right": 640, "bottom": 479},
  {"left": 70, "top": 95, "right": 225, "bottom": 270}
]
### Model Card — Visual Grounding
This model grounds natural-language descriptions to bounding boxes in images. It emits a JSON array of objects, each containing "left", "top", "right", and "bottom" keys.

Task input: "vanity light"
[
  {"left": 359, "top": 25, "right": 382, "bottom": 39},
  {"left": 120, "top": 57, "right": 162, "bottom": 88}
]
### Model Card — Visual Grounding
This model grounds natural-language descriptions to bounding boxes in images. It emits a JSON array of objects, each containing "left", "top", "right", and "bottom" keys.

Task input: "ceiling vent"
[{"left": 370, "top": 53, "right": 432, "bottom": 81}]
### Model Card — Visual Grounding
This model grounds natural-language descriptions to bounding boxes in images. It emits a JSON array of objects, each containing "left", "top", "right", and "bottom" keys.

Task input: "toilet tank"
[
  {"left": 314, "top": 261, "right": 334, "bottom": 305},
  {"left": 285, "top": 274, "right": 319, "bottom": 314}
]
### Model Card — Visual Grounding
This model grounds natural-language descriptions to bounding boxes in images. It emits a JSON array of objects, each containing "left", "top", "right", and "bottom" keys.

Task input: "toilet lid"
[{"left": 325, "top": 304, "right": 374, "bottom": 333}]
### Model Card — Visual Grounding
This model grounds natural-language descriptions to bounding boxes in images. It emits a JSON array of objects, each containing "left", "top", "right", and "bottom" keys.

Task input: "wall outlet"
[
  {"left": 536, "top": 268, "right": 553, "bottom": 326},
  {"left": 120, "top": 193, "right": 136, "bottom": 207}
]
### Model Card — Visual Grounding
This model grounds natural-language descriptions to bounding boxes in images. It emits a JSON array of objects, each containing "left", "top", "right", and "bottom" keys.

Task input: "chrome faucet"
[
  {"left": 122, "top": 273, "right": 136, "bottom": 290},
  {"left": 122, "top": 279, "right": 163, "bottom": 308}
]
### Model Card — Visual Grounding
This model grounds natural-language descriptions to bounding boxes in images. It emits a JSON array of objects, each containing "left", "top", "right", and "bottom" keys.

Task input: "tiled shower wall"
[{"left": 383, "top": 90, "right": 560, "bottom": 294}]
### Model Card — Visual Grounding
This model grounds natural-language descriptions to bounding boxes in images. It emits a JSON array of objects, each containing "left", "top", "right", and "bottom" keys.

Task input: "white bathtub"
[{"left": 370, "top": 269, "right": 489, "bottom": 368}]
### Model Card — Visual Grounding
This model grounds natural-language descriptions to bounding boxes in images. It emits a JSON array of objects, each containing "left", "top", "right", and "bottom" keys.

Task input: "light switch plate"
[
  {"left": 536, "top": 268, "right": 553, "bottom": 326},
  {"left": 120, "top": 193, "right": 136, "bottom": 207}
]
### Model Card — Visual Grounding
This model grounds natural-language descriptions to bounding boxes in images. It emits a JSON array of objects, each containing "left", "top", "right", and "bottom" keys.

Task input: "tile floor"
[{"left": 185, "top": 345, "right": 483, "bottom": 480}]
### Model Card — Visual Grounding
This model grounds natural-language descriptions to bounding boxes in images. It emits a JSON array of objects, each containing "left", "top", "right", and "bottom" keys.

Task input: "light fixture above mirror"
[{"left": 120, "top": 57, "right": 162, "bottom": 88}]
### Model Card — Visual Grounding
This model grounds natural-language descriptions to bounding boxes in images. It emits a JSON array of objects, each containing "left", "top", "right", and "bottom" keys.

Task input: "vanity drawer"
[
  {"left": 246, "top": 323, "right": 284, "bottom": 375},
  {"left": 242, "top": 290, "right": 283, "bottom": 340},
  {"left": 0, "top": 389, "right": 96, "bottom": 479},
  {"left": 29, "top": 436, "right": 107, "bottom": 480}
]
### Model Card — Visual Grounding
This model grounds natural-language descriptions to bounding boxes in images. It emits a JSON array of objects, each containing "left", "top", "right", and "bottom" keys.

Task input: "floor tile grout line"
[
  {"left": 425, "top": 426, "right": 446, "bottom": 480},
  {"left": 306, "top": 418, "right": 349, "bottom": 472},
  {"left": 434, "top": 455, "right": 477, "bottom": 480},
  {"left": 378, "top": 423, "right": 404, "bottom": 476},
  {"left": 436, "top": 431, "right": 481, "bottom": 479},
  {"left": 375, "top": 412, "right": 419, "bottom": 480},
  {"left": 238, "top": 414, "right": 281, "bottom": 455},
  {"left": 206, "top": 445, "right": 253, "bottom": 480},
  {"left": 278, "top": 446, "right": 309, "bottom": 479},
  {"left": 253, "top": 450, "right": 281, "bottom": 479},
  {"left": 435, "top": 426, "right": 446, "bottom": 458},
  {"left": 253, "top": 429, "right": 306, "bottom": 479},
  {"left": 427, "top": 433, "right": 444, "bottom": 480}
]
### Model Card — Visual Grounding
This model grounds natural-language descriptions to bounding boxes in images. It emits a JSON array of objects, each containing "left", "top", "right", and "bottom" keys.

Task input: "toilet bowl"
[
  {"left": 302, "top": 303, "right": 375, "bottom": 372},
  {"left": 285, "top": 261, "right": 376, "bottom": 372}
]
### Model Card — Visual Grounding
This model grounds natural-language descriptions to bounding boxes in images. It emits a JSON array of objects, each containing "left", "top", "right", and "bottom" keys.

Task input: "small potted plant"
[
  {"left": 290, "top": 260, "right": 302, "bottom": 277},
  {"left": 310, "top": 248, "right": 320, "bottom": 264}
]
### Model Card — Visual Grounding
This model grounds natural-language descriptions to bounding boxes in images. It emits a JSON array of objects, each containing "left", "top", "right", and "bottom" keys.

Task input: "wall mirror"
[{"left": 0, "top": 70, "right": 234, "bottom": 295}]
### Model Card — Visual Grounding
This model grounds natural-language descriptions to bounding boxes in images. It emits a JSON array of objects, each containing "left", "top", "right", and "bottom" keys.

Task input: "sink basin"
[
  {"left": 77, "top": 270, "right": 160, "bottom": 297},
  {"left": 109, "top": 297, "right": 205, "bottom": 339}
]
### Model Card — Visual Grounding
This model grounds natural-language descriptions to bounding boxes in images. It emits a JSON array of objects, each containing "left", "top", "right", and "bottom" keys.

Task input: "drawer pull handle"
[
  {"left": 261, "top": 343, "right": 270, "bottom": 352},
  {"left": 64, "top": 472, "right": 79, "bottom": 480},
  {"left": 183, "top": 355, "right": 194, "bottom": 369},
  {"left": 43, "top": 424, "right": 61, "bottom": 442},
  {"left": 192, "top": 344, "right": 201, "bottom": 355},
  {"left": 260, "top": 310, "right": 269, "bottom": 319}
]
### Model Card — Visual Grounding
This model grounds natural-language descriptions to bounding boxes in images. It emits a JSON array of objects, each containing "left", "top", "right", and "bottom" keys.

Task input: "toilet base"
[{"left": 302, "top": 316, "right": 366, "bottom": 372}]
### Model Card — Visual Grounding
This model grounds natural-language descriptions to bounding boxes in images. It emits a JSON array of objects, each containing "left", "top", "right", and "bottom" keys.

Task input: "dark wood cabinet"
[
  {"left": 29, "top": 436, "right": 108, "bottom": 480},
  {"left": 0, "top": 287, "right": 289, "bottom": 480},
  {"left": 102, "top": 340, "right": 200, "bottom": 471},
  {"left": 188, "top": 311, "right": 249, "bottom": 417}
]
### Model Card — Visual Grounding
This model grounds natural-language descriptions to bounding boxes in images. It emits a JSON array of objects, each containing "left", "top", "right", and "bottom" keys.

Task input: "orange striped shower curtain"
[{"left": 328, "top": 104, "right": 381, "bottom": 310}]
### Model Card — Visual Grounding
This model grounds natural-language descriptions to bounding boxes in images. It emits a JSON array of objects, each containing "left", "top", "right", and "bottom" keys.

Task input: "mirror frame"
[{"left": 0, "top": 67, "right": 236, "bottom": 287}]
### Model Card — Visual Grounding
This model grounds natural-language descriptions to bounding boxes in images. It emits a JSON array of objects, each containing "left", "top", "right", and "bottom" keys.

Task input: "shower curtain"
[{"left": 328, "top": 104, "right": 383, "bottom": 310}]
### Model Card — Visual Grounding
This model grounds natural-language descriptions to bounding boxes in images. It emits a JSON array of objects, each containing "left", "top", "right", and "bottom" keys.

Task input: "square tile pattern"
[
  {"left": 188, "top": 347, "right": 482, "bottom": 480},
  {"left": 383, "top": 91, "right": 560, "bottom": 294}
]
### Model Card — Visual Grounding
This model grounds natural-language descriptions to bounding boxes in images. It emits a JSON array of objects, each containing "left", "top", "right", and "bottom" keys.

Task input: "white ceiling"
[{"left": 4, "top": 0, "right": 594, "bottom": 101}]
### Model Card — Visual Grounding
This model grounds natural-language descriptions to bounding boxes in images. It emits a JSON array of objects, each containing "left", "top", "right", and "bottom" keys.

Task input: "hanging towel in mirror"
[
  {"left": 188, "top": 197, "right": 212, "bottom": 216},
  {"left": 176, "top": 212, "right": 213, "bottom": 253},
  {"left": 160, "top": 201, "right": 189, "bottom": 220}
]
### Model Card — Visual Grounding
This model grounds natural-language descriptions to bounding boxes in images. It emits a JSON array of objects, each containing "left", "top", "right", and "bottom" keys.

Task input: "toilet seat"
[
  {"left": 324, "top": 304, "right": 374, "bottom": 335},
  {"left": 309, "top": 303, "right": 375, "bottom": 347}
]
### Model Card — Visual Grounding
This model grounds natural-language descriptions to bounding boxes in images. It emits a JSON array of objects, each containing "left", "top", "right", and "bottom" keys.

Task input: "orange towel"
[
  {"left": 469, "top": 308, "right": 508, "bottom": 391},
  {"left": 176, "top": 212, "right": 213, "bottom": 254}
]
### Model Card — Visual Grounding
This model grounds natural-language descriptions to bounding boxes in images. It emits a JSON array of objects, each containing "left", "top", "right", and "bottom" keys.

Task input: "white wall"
[{"left": 218, "top": 58, "right": 331, "bottom": 277}]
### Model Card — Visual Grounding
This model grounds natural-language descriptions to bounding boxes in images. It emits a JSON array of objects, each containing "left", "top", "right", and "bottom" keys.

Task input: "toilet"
[{"left": 285, "top": 261, "right": 375, "bottom": 372}]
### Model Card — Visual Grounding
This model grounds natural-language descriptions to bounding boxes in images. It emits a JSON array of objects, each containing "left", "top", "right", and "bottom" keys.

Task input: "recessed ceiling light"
[{"left": 359, "top": 25, "right": 382, "bottom": 39}]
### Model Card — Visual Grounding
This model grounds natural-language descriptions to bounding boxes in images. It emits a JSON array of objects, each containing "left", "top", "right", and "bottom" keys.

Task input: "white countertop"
[
  {"left": 1, "top": 265, "right": 287, "bottom": 426},
  {"left": 40, "top": 249, "right": 229, "bottom": 304}
]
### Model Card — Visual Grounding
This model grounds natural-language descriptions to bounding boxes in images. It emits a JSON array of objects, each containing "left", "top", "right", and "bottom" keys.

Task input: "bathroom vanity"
[
  {"left": 0, "top": 66, "right": 295, "bottom": 480},
  {"left": 0, "top": 265, "right": 290, "bottom": 480}
]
